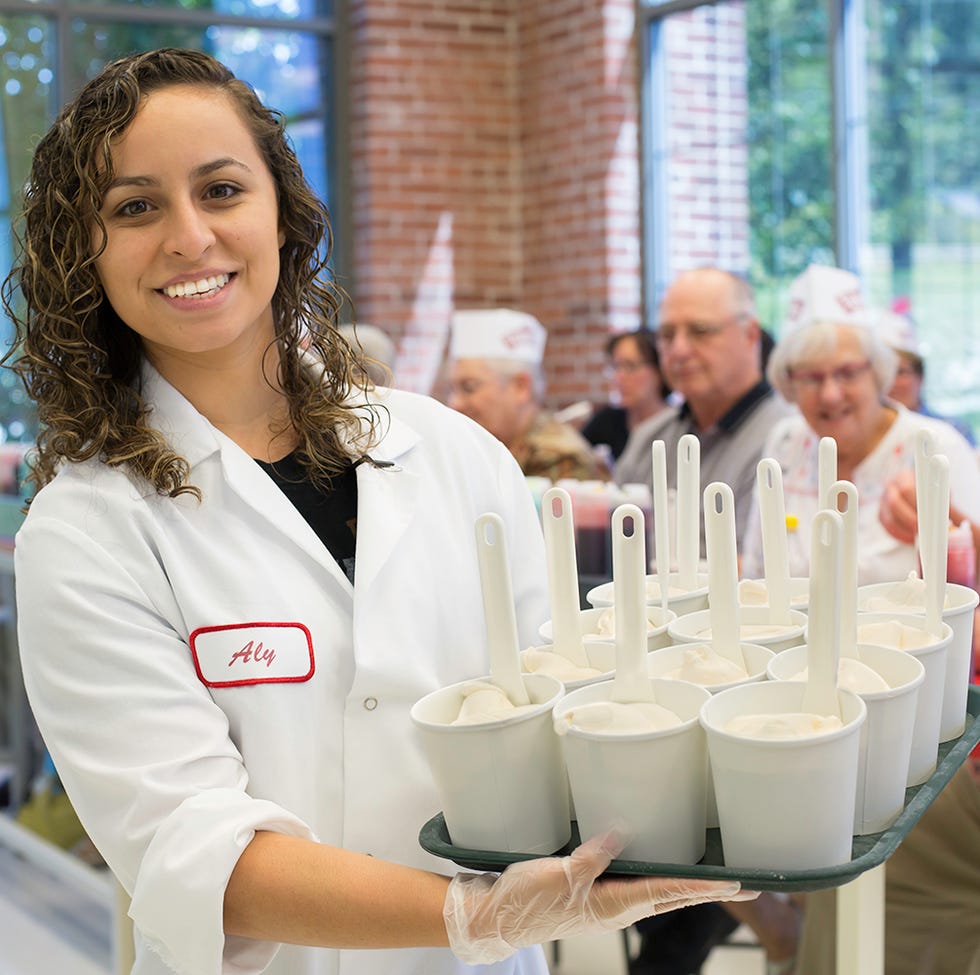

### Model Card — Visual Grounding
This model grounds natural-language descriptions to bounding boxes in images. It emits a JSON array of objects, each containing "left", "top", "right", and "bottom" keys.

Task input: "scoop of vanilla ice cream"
[
  {"left": 725, "top": 712, "right": 843, "bottom": 738},
  {"left": 737, "top": 579, "right": 770, "bottom": 606},
  {"left": 590, "top": 607, "right": 661, "bottom": 639},
  {"left": 664, "top": 644, "right": 748, "bottom": 685},
  {"left": 593, "top": 607, "right": 617, "bottom": 637},
  {"left": 645, "top": 578, "right": 690, "bottom": 599},
  {"left": 451, "top": 682, "right": 540, "bottom": 725},
  {"left": 856, "top": 620, "right": 937, "bottom": 651},
  {"left": 860, "top": 572, "right": 950, "bottom": 612},
  {"left": 789, "top": 658, "right": 890, "bottom": 694},
  {"left": 738, "top": 579, "right": 808, "bottom": 607},
  {"left": 556, "top": 700, "right": 682, "bottom": 736},
  {"left": 695, "top": 622, "right": 799, "bottom": 641},
  {"left": 520, "top": 647, "right": 603, "bottom": 681}
]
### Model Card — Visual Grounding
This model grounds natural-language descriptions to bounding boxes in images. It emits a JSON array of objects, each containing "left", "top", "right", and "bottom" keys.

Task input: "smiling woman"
[
  {"left": 740, "top": 263, "right": 980, "bottom": 587},
  {"left": 0, "top": 48, "right": 747, "bottom": 975}
]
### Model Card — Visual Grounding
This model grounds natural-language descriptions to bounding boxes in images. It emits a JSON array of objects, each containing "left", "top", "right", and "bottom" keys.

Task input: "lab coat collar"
[{"left": 138, "top": 359, "right": 423, "bottom": 595}]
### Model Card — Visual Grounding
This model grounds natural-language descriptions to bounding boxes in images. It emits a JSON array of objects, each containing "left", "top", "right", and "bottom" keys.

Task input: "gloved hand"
[{"left": 444, "top": 831, "right": 757, "bottom": 965}]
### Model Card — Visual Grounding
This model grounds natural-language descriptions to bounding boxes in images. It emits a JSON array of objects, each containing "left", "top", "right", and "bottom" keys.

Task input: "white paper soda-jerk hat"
[
  {"left": 783, "top": 264, "right": 870, "bottom": 333},
  {"left": 450, "top": 308, "right": 547, "bottom": 364}
]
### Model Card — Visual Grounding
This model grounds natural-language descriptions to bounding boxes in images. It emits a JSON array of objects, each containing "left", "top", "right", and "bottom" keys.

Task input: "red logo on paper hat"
[{"left": 835, "top": 288, "right": 864, "bottom": 314}]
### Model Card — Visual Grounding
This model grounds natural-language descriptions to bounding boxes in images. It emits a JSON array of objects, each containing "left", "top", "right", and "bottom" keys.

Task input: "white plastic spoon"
[
  {"left": 703, "top": 482, "right": 746, "bottom": 668},
  {"left": 830, "top": 480, "right": 859, "bottom": 658},
  {"left": 676, "top": 434, "right": 701, "bottom": 590},
  {"left": 818, "top": 436, "right": 837, "bottom": 510},
  {"left": 610, "top": 504, "right": 656, "bottom": 704},
  {"left": 474, "top": 512, "right": 531, "bottom": 706},
  {"left": 541, "top": 487, "right": 591, "bottom": 667},
  {"left": 923, "top": 453, "right": 950, "bottom": 638},
  {"left": 914, "top": 429, "right": 936, "bottom": 580},
  {"left": 802, "top": 509, "right": 843, "bottom": 720},
  {"left": 756, "top": 458, "right": 792, "bottom": 625},
  {"left": 651, "top": 440, "right": 671, "bottom": 617}
]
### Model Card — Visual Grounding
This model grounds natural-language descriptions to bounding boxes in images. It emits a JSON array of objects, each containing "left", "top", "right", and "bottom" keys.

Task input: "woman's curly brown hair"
[{"left": 1, "top": 47, "right": 381, "bottom": 501}]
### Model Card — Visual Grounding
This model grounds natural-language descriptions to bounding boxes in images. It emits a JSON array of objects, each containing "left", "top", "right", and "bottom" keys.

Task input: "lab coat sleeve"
[{"left": 16, "top": 515, "right": 315, "bottom": 975}]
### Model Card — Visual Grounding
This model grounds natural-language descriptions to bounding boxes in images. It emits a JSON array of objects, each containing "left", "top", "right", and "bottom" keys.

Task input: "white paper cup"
[
  {"left": 520, "top": 640, "right": 617, "bottom": 692},
  {"left": 767, "top": 644, "right": 925, "bottom": 834},
  {"left": 553, "top": 678, "right": 711, "bottom": 863},
  {"left": 646, "top": 641, "right": 774, "bottom": 827},
  {"left": 668, "top": 606, "right": 807, "bottom": 654},
  {"left": 738, "top": 577, "right": 811, "bottom": 613},
  {"left": 586, "top": 571, "right": 710, "bottom": 618},
  {"left": 857, "top": 581, "right": 978, "bottom": 742},
  {"left": 852, "top": 611, "right": 952, "bottom": 786},
  {"left": 538, "top": 605, "right": 676, "bottom": 653},
  {"left": 410, "top": 673, "right": 570, "bottom": 854},
  {"left": 700, "top": 680, "right": 866, "bottom": 870}
]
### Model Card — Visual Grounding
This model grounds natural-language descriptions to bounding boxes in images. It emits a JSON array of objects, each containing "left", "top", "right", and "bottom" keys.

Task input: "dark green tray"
[{"left": 419, "top": 685, "right": 980, "bottom": 892}]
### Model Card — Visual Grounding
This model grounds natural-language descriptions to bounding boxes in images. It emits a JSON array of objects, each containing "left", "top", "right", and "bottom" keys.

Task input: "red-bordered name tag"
[{"left": 189, "top": 622, "right": 315, "bottom": 688}]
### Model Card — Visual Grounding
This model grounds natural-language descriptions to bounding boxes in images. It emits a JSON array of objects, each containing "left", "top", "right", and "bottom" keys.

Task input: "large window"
[
  {"left": 0, "top": 0, "right": 337, "bottom": 454},
  {"left": 640, "top": 0, "right": 980, "bottom": 436}
]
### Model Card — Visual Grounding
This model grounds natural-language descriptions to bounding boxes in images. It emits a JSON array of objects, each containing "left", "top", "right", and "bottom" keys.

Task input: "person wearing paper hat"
[
  {"left": 743, "top": 263, "right": 980, "bottom": 589},
  {"left": 873, "top": 306, "right": 976, "bottom": 445},
  {"left": 448, "top": 308, "right": 611, "bottom": 482}
]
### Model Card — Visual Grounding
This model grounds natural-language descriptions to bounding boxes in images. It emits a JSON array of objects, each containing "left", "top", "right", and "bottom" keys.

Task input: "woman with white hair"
[{"left": 740, "top": 265, "right": 980, "bottom": 587}]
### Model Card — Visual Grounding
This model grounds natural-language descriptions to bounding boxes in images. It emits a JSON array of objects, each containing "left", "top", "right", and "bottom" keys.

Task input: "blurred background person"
[
  {"left": 616, "top": 267, "right": 789, "bottom": 554},
  {"left": 448, "top": 308, "right": 611, "bottom": 482},
  {"left": 338, "top": 322, "right": 397, "bottom": 386},
  {"left": 872, "top": 305, "right": 976, "bottom": 445},
  {"left": 741, "top": 263, "right": 980, "bottom": 586},
  {"left": 581, "top": 328, "right": 671, "bottom": 466}
]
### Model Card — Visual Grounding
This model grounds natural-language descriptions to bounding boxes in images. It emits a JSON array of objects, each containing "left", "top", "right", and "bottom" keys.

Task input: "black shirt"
[
  {"left": 582, "top": 405, "right": 629, "bottom": 459},
  {"left": 255, "top": 453, "right": 358, "bottom": 584}
]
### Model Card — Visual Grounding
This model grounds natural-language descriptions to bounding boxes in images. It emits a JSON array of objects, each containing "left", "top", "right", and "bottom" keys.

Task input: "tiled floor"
[
  {"left": 0, "top": 842, "right": 111, "bottom": 975},
  {"left": 0, "top": 827, "right": 764, "bottom": 975}
]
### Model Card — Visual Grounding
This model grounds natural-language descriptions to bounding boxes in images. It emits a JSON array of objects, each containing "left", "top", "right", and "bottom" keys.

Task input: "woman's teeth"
[{"left": 163, "top": 273, "right": 230, "bottom": 299}]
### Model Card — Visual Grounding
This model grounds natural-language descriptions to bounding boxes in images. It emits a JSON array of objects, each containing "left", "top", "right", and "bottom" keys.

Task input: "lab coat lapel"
[
  {"left": 352, "top": 407, "right": 421, "bottom": 596},
  {"left": 140, "top": 361, "right": 352, "bottom": 589}
]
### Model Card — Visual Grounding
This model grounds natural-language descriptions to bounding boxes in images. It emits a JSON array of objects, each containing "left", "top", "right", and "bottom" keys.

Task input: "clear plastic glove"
[{"left": 444, "top": 831, "right": 757, "bottom": 965}]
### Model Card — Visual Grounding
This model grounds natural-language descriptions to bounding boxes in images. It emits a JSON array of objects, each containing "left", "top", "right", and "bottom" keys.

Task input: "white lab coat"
[{"left": 16, "top": 362, "right": 551, "bottom": 975}]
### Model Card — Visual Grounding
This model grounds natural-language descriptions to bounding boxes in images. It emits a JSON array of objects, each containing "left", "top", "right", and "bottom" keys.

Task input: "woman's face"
[
  {"left": 609, "top": 335, "right": 662, "bottom": 411},
  {"left": 93, "top": 85, "right": 285, "bottom": 376},
  {"left": 789, "top": 326, "right": 885, "bottom": 461}
]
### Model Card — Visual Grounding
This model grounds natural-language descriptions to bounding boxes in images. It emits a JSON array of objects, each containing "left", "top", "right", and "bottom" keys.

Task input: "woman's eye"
[
  {"left": 116, "top": 199, "right": 151, "bottom": 218},
  {"left": 207, "top": 182, "right": 239, "bottom": 201}
]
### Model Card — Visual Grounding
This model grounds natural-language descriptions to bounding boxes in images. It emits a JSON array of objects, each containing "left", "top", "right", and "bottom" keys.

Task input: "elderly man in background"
[
  {"left": 448, "top": 308, "right": 611, "bottom": 482},
  {"left": 616, "top": 268, "right": 796, "bottom": 975},
  {"left": 616, "top": 267, "right": 790, "bottom": 555}
]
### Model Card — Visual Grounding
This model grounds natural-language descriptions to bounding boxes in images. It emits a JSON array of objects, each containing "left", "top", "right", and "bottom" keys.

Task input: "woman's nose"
[{"left": 163, "top": 203, "right": 215, "bottom": 259}]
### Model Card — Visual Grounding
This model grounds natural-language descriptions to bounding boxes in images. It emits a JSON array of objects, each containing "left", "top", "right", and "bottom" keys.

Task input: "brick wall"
[{"left": 344, "top": 0, "right": 642, "bottom": 406}]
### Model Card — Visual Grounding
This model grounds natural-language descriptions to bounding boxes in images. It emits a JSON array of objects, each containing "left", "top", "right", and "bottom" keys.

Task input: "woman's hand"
[
  {"left": 879, "top": 469, "right": 920, "bottom": 545},
  {"left": 443, "top": 832, "right": 757, "bottom": 964}
]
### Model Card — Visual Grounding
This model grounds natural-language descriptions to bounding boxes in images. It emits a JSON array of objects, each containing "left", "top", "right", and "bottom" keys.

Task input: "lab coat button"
[{"left": 363, "top": 697, "right": 378, "bottom": 711}]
